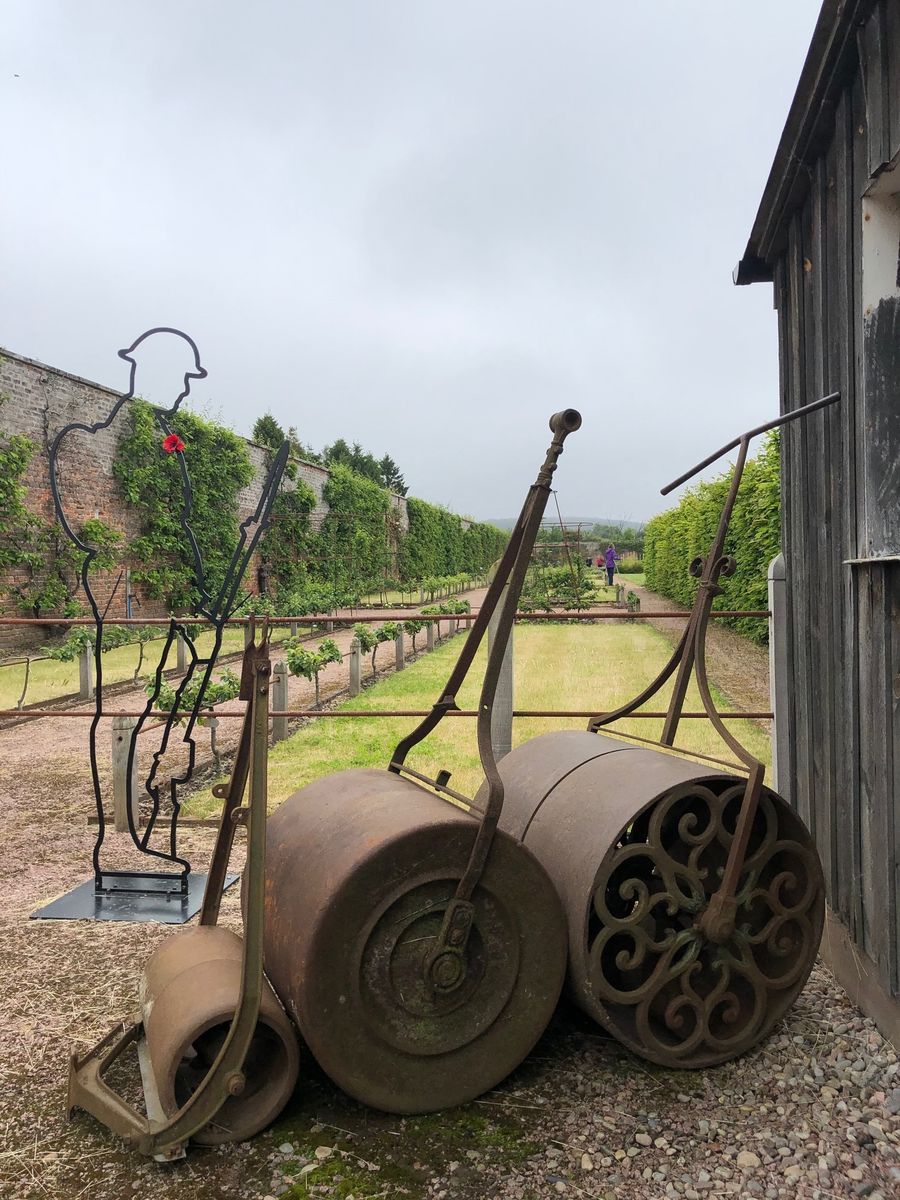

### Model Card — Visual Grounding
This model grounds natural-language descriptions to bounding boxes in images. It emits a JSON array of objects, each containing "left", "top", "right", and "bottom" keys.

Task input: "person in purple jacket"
[{"left": 604, "top": 543, "right": 620, "bottom": 587}]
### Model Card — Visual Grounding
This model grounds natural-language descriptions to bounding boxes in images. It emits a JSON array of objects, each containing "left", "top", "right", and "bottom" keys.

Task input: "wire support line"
[
  {"left": 0, "top": 707, "right": 774, "bottom": 720},
  {"left": 0, "top": 609, "right": 770, "bottom": 626}
]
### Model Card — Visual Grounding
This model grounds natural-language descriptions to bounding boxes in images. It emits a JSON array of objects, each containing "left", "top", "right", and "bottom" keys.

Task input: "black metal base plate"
[{"left": 30, "top": 872, "right": 239, "bottom": 924}]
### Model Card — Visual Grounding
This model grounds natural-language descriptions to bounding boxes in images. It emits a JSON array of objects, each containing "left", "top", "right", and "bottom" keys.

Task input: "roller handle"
[{"left": 422, "top": 408, "right": 582, "bottom": 993}]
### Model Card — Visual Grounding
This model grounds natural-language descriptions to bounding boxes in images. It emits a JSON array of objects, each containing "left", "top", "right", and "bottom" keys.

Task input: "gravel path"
[
  {"left": 0, "top": 588, "right": 898, "bottom": 1200},
  {"left": 630, "top": 583, "right": 771, "bottom": 716}
]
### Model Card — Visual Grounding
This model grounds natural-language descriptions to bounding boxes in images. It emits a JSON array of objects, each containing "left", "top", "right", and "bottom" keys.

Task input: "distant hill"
[{"left": 482, "top": 515, "right": 645, "bottom": 531}]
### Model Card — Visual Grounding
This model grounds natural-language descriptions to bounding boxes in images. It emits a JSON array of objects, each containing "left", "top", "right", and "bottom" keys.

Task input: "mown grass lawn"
[
  {"left": 188, "top": 621, "right": 770, "bottom": 819},
  {"left": 0, "top": 625, "right": 292, "bottom": 710}
]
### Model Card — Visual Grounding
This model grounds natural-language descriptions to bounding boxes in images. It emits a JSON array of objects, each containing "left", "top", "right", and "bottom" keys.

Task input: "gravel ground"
[
  {"left": 629, "top": 584, "right": 771, "bottom": 717},
  {"left": 1, "top": 591, "right": 898, "bottom": 1200}
]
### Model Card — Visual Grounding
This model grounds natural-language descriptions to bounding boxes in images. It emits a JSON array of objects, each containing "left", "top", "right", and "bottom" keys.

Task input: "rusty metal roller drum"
[
  {"left": 484, "top": 730, "right": 825, "bottom": 1069},
  {"left": 263, "top": 768, "right": 567, "bottom": 1113},
  {"left": 139, "top": 926, "right": 300, "bottom": 1143}
]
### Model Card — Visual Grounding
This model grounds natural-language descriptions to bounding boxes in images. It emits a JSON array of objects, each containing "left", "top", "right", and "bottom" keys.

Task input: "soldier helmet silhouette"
[{"left": 117, "top": 327, "right": 207, "bottom": 414}]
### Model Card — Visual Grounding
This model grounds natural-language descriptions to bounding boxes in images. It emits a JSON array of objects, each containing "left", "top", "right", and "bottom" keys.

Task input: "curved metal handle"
[{"left": 421, "top": 409, "right": 582, "bottom": 992}]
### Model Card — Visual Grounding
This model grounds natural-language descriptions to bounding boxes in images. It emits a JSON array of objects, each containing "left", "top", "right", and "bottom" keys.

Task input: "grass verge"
[{"left": 187, "top": 621, "right": 770, "bottom": 819}]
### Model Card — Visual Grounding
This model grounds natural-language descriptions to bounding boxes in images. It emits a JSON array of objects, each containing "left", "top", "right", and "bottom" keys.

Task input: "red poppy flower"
[{"left": 162, "top": 433, "right": 185, "bottom": 454}]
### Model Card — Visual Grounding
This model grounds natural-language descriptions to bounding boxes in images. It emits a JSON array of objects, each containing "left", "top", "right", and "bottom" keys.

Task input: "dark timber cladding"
[{"left": 736, "top": 0, "right": 900, "bottom": 1013}]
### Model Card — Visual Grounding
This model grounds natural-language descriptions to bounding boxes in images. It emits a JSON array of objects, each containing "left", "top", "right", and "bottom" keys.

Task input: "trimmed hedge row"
[
  {"left": 644, "top": 432, "right": 780, "bottom": 644},
  {"left": 400, "top": 496, "right": 507, "bottom": 583}
]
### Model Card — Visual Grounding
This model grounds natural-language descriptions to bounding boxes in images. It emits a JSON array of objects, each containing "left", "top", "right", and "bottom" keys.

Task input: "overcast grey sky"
[{"left": 1, "top": 2, "right": 821, "bottom": 522}]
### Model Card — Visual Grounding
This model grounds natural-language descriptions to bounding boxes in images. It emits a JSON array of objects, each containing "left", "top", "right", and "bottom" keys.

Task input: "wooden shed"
[{"left": 735, "top": 0, "right": 900, "bottom": 1039}]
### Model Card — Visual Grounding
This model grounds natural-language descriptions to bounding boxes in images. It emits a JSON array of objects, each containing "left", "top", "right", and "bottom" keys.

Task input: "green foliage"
[
  {"left": 352, "top": 622, "right": 377, "bottom": 655},
  {"left": 275, "top": 581, "right": 353, "bottom": 617},
  {"left": 0, "top": 434, "right": 34, "bottom": 570},
  {"left": 262, "top": 482, "right": 317, "bottom": 604},
  {"left": 251, "top": 412, "right": 320, "bottom": 465},
  {"left": 323, "top": 439, "right": 407, "bottom": 494},
  {"left": 587, "top": 521, "right": 644, "bottom": 554},
  {"left": 617, "top": 556, "right": 644, "bottom": 574},
  {"left": 0, "top": 431, "right": 123, "bottom": 616},
  {"left": 376, "top": 621, "right": 402, "bottom": 644},
  {"left": 78, "top": 519, "right": 123, "bottom": 572},
  {"left": 534, "top": 522, "right": 644, "bottom": 555},
  {"left": 520, "top": 563, "right": 597, "bottom": 611},
  {"left": 153, "top": 668, "right": 241, "bottom": 720},
  {"left": 44, "top": 623, "right": 158, "bottom": 662},
  {"left": 251, "top": 413, "right": 286, "bottom": 451},
  {"left": 400, "top": 497, "right": 506, "bottom": 582},
  {"left": 313, "top": 464, "right": 392, "bottom": 598},
  {"left": 285, "top": 636, "right": 342, "bottom": 706},
  {"left": 403, "top": 617, "right": 425, "bottom": 652},
  {"left": 644, "top": 432, "right": 780, "bottom": 643},
  {"left": 114, "top": 400, "right": 253, "bottom": 610},
  {"left": 241, "top": 592, "right": 276, "bottom": 618}
]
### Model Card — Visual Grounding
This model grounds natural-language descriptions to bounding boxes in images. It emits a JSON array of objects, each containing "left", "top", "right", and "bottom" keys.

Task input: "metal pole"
[
  {"left": 768, "top": 553, "right": 791, "bottom": 801},
  {"left": 272, "top": 662, "right": 289, "bottom": 743}
]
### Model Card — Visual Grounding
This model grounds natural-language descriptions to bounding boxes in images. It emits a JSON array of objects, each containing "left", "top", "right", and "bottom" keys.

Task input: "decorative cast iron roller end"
[{"left": 485, "top": 731, "right": 825, "bottom": 1070}]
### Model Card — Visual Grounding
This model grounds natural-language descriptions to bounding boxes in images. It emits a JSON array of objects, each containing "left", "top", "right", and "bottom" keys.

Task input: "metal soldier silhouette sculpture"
[{"left": 42, "top": 328, "right": 288, "bottom": 922}]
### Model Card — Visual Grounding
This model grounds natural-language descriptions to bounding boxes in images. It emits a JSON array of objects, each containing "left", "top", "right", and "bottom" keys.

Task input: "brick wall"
[{"left": 0, "top": 347, "right": 408, "bottom": 652}]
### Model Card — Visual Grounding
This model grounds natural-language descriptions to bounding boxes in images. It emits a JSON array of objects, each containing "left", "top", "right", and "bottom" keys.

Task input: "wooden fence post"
[
  {"left": 244, "top": 623, "right": 253, "bottom": 648},
  {"left": 176, "top": 632, "right": 188, "bottom": 674},
  {"left": 349, "top": 638, "right": 361, "bottom": 698},
  {"left": 290, "top": 621, "right": 299, "bottom": 639},
  {"left": 112, "top": 715, "right": 138, "bottom": 833},
  {"left": 272, "top": 661, "right": 289, "bottom": 743},
  {"left": 488, "top": 586, "right": 514, "bottom": 761},
  {"left": 79, "top": 640, "right": 94, "bottom": 700},
  {"left": 395, "top": 629, "right": 405, "bottom": 672},
  {"left": 426, "top": 621, "right": 435, "bottom": 652},
  {"left": 768, "top": 553, "right": 791, "bottom": 802}
]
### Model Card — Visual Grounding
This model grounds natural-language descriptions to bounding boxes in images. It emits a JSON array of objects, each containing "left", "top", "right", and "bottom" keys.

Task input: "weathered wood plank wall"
[{"left": 773, "top": 2, "right": 900, "bottom": 999}]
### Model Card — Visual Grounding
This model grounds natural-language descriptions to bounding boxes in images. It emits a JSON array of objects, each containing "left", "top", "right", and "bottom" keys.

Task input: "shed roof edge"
[{"left": 734, "top": 0, "right": 873, "bottom": 285}]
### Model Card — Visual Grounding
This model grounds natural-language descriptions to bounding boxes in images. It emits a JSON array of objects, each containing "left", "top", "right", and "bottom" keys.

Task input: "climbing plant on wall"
[
  {"left": 113, "top": 400, "right": 254, "bottom": 610},
  {"left": 310, "top": 463, "right": 393, "bottom": 599},
  {"left": 0, "top": 431, "right": 121, "bottom": 617},
  {"left": 400, "top": 496, "right": 506, "bottom": 582},
  {"left": 261, "top": 481, "right": 317, "bottom": 603}
]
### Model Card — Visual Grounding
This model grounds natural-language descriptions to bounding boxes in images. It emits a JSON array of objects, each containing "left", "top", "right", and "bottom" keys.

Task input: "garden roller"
[
  {"left": 477, "top": 395, "right": 838, "bottom": 1069},
  {"left": 67, "top": 626, "right": 299, "bottom": 1158},
  {"left": 261, "top": 410, "right": 581, "bottom": 1113}
]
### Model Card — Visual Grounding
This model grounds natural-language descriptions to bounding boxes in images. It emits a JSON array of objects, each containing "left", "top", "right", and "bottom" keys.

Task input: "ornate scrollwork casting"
[{"left": 587, "top": 781, "right": 822, "bottom": 1063}]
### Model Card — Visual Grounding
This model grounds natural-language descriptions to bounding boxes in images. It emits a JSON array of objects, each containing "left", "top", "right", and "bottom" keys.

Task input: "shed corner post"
[{"left": 768, "top": 552, "right": 791, "bottom": 803}]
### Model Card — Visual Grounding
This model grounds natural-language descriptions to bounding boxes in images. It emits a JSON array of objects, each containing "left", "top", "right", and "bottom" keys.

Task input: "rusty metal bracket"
[
  {"left": 66, "top": 652, "right": 272, "bottom": 1156},
  {"left": 587, "top": 390, "right": 840, "bottom": 943}
]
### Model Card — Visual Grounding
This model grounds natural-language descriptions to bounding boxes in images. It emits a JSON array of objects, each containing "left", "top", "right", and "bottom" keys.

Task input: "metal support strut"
[
  {"left": 67, "top": 632, "right": 275, "bottom": 1158},
  {"left": 389, "top": 409, "right": 583, "bottom": 991},
  {"left": 587, "top": 391, "right": 840, "bottom": 944}
]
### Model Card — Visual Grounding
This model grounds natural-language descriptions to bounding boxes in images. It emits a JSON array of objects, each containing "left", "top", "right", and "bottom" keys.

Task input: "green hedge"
[
  {"left": 311, "top": 463, "right": 393, "bottom": 598},
  {"left": 400, "top": 496, "right": 506, "bottom": 582},
  {"left": 644, "top": 432, "right": 779, "bottom": 643}
]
